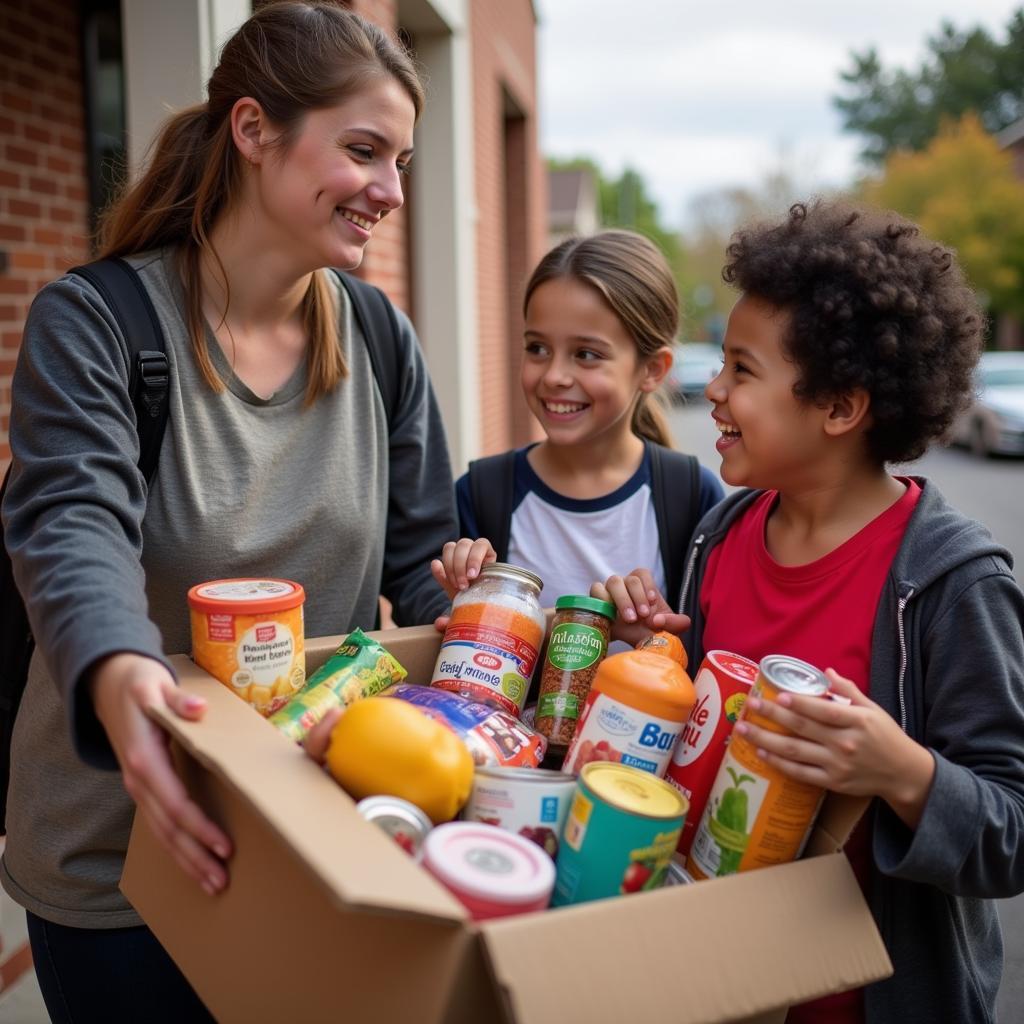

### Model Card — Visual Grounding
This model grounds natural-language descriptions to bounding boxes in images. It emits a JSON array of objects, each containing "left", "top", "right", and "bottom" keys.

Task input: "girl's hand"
[
  {"left": 303, "top": 706, "right": 344, "bottom": 765},
  {"left": 431, "top": 537, "right": 496, "bottom": 632},
  {"left": 591, "top": 568, "right": 690, "bottom": 647},
  {"left": 89, "top": 652, "right": 233, "bottom": 896},
  {"left": 734, "top": 668, "right": 936, "bottom": 829}
]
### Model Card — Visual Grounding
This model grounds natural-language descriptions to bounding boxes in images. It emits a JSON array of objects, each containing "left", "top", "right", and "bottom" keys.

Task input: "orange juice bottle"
[{"left": 560, "top": 648, "right": 696, "bottom": 779}]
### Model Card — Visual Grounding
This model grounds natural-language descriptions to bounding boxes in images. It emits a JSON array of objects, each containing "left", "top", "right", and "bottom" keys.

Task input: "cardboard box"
[{"left": 122, "top": 626, "right": 892, "bottom": 1024}]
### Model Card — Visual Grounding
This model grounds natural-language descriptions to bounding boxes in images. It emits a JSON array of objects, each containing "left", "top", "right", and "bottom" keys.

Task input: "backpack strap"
[
  {"left": 467, "top": 450, "right": 517, "bottom": 561},
  {"left": 648, "top": 442, "right": 701, "bottom": 610}
]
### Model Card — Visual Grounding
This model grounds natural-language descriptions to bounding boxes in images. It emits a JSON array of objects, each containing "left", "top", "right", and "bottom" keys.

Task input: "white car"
[
  {"left": 666, "top": 343, "right": 722, "bottom": 402},
  {"left": 950, "top": 351, "right": 1024, "bottom": 457}
]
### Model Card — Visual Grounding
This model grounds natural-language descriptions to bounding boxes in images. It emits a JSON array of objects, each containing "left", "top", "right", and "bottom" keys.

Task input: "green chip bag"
[{"left": 269, "top": 628, "right": 406, "bottom": 742}]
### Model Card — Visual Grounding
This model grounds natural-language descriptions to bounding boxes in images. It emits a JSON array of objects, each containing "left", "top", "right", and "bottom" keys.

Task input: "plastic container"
[
  {"left": 430, "top": 563, "right": 545, "bottom": 716},
  {"left": 534, "top": 595, "right": 615, "bottom": 751},
  {"left": 421, "top": 822, "right": 555, "bottom": 919},
  {"left": 560, "top": 648, "right": 696, "bottom": 778},
  {"left": 188, "top": 578, "right": 305, "bottom": 716}
]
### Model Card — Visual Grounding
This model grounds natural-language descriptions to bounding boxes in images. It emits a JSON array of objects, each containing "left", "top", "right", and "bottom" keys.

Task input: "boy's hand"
[
  {"left": 431, "top": 537, "right": 496, "bottom": 632},
  {"left": 591, "top": 568, "right": 690, "bottom": 648},
  {"left": 734, "top": 668, "right": 936, "bottom": 829}
]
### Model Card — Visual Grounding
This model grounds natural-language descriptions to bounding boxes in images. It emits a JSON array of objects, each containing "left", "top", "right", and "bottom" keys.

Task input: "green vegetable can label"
[{"left": 552, "top": 762, "right": 687, "bottom": 906}]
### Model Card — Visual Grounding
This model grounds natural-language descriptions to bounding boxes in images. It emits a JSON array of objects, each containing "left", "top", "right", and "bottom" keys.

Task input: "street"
[{"left": 668, "top": 398, "right": 1024, "bottom": 1021}]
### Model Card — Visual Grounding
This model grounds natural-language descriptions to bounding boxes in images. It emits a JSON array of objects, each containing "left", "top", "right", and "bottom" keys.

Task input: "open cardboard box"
[{"left": 122, "top": 626, "right": 892, "bottom": 1024}]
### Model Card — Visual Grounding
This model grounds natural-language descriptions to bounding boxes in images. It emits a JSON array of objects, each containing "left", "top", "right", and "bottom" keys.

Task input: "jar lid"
[
  {"left": 422, "top": 822, "right": 555, "bottom": 904},
  {"left": 187, "top": 578, "right": 305, "bottom": 615},
  {"left": 554, "top": 594, "right": 616, "bottom": 620},
  {"left": 479, "top": 562, "right": 543, "bottom": 594}
]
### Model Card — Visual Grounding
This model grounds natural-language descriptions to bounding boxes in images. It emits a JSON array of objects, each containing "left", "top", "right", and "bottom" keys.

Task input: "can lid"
[
  {"left": 759, "top": 654, "right": 829, "bottom": 696},
  {"left": 554, "top": 595, "right": 616, "bottom": 620},
  {"left": 356, "top": 796, "right": 432, "bottom": 838},
  {"left": 479, "top": 562, "right": 544, "bottom": 594},
  {"left": 187, "top": 578, "right": 305, "bottom": 615},
  {"left": 581, "top": 762, "right": 688, "bottom": 821},
  {"left": 707, "top": 650, "right": 759, "bottom": 684},
  {"left": 422, "top": 822, "right": 555, "bottom": 904}
]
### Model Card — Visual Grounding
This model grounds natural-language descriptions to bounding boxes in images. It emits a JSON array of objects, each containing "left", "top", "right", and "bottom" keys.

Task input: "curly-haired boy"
[{"left": 598, "top": 200, "right": 1024, "bottom": 1024}]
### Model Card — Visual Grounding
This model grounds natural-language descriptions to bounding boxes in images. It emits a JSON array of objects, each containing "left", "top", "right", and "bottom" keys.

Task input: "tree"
[
  {"left": 862, "top": 113, "right": 1024, "bottom": 318},
  {"left": 835, "top": 9, "right": 1024, "bottom": 163}
]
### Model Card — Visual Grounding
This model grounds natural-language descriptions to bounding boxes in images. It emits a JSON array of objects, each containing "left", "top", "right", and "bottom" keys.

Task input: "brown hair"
[
  {"left": 523, "top": 230, "right": 677, "bottom": 447},
  {"left": 97, "top": 1, "right": 424, "bottom": 404}
]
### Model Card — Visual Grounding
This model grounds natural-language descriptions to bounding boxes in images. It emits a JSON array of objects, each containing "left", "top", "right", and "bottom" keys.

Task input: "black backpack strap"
[
  {"left": 68, "top": 258, "right": 169, "bottom": 484},
  {"left": 467, "top": 450, "right": 517, "bottom": 560},
  {"left": 332, "top": 270, "right": 400, "bottom": 428},
  {"left": 649, "top": 442, "right": 701, "bottom": 610}
]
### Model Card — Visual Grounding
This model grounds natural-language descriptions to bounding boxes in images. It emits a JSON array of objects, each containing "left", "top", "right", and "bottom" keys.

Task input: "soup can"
[
  {"left": 188, "top": 578, "right": 305, "bottom": 717},
  {"left": 552, "top": 762, "right": 688, "bottom": 906},
  {"left": 462, "top": 766, "right": 577, "bottom": 858},
  {"left": 356, "top": 796, "right": 432, "bottom": 860}
]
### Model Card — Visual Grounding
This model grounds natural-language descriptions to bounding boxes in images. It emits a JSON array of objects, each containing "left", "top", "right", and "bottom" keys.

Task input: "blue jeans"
[{"left": 26, "top": 912, "right": 215, "bottom": 1023}]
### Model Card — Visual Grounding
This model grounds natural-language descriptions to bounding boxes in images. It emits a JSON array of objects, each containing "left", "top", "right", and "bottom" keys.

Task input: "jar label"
[
  {"left": 538, "top": 690, "right": 582, "bottom": 720},
  {"left": 546, "top": 623, "right": 605, "bottom": 672}
]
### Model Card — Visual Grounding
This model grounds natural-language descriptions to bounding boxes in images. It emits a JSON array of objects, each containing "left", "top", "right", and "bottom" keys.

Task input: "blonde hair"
[
  {"left": 523, "top": 230, "right": 677, "bottom": 447},
  {"left": 98, "top": 1, "right": 423, "bottom": 405}
]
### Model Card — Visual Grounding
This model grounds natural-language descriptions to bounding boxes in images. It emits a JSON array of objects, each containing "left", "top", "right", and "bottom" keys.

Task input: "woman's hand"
[
  {"left": 734, "top": 668, "right": 936, "bottom": 829},
  {"left": 591, "top": 568, "right": 690, "bottom": 647},
  {"left": 89, "top": 653, "right": 233, "bottom": 895},
  {"left": 430, "top": 537, "right": 496, "bottom": 632}
]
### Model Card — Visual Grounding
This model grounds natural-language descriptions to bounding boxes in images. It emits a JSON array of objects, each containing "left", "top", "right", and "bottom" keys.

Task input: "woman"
[{"left": 0, "top": 3, "right": 455, "bottom": 1019}]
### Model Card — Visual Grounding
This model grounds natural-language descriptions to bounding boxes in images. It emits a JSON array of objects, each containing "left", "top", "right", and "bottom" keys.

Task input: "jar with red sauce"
[{"left": 430, "top": 563, "right": 545, "bottom": 717}]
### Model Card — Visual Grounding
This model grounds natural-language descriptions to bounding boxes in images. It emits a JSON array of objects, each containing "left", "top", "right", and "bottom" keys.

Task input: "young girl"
[
  {"left": 598, "top": 201, "right": 1024, "bottom": 1024},
  {"left": 433, "top": 230, "right": 723, "bottom": 618},
  {"left": 1, "top": 4, "right": 454, "bottom": 1019}
]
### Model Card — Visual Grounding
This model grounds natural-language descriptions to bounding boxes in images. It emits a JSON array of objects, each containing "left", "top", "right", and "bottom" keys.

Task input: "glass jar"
[
  {"left": 430, "top": 563, "right": 545, "bottom": 717},
  {"left": 534, "top": 595, "right": 615, "bottom": 750}
]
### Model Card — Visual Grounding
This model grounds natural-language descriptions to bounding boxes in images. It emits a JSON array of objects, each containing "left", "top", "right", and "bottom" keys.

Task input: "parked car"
[
  {"left": 949, "top": 351, "right": 1024, "bottom": 457},
  {"left": 666, "top": 343, "right": 722, "bottom": 402}
]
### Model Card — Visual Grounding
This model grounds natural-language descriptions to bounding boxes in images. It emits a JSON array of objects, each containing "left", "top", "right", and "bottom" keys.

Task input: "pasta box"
[{"left": 121, "top": 625, "right": 892, "bottom": 1023}]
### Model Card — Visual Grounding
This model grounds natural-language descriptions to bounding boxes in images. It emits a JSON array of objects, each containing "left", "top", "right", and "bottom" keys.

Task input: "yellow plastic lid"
[{"left": 582, "top": 762, "right": 688, "bottom": 820}]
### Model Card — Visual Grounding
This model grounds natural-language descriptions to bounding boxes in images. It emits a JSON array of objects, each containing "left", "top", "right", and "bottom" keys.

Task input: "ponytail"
[{"left": 632, "top": 393, "right": 674, "bottom": 448}]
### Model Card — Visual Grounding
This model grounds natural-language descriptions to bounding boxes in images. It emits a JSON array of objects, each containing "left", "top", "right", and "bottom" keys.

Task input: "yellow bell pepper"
[{"left": 325, "top": 696, "right": 474, "bottom": 824}]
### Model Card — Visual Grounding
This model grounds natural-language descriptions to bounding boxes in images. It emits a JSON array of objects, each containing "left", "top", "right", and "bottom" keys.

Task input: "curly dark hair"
[{"left": 722, "top": 199, "right": 986, "bottom": 464}]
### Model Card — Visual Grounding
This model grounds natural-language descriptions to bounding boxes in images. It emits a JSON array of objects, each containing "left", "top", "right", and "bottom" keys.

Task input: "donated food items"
[
  {"left": 269, "top": 628, "right": 405, "bottom": 741},
  {"left": 462, "top": 766, "right": 577, "bottom": 857},
  {"left": 188, "top": 578, "right": 305, "bottom": 716},
  {"left": 553, "top": 762, "right": 688, "bottom": 906},
  {"left": 687, "top": 655, "right": 829, "bottom": 879},
  {"left": 357, "top": 796, "right": 432, "bottom": 860},
  {"left": 324, "top": 696, "right": 474, "bottom": 824},
  {"left": 430, "top": 563, "right": 545, "bottom": 716},
  {"left": 665, "top": 651, "right": 758, "bottom": 858},
  {"left": 534, "top": 596, "right": 615, "bottom": 751},
  {"left": 561, "top": 647, "right": 696, "bottom": 778},
  {"left": 422, "top": 822, "right": 555, "bottom": 920},
  {"left": 384, "top": 684, "right": 546, "bottom": 768}
]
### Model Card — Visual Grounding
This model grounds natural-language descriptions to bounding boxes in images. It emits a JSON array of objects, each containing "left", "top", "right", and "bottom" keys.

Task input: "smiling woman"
[{"left": 0, "top": 3, "right": 457, "bottom": 1021}]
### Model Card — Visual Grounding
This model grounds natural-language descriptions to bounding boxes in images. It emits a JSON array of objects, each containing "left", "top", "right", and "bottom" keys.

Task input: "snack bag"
[{"left": 269, "top": 629, "right": 406, "bottom": 742}]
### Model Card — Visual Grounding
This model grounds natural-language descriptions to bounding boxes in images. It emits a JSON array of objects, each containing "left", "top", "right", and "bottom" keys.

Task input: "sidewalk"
[{"left": 0, "top": 842, "right": 48, "bottom": 1023}]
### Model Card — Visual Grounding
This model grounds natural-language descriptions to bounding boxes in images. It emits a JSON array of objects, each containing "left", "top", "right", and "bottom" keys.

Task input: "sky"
[{"left": 536, "top": 1, "right": 1022, "bottom": 231}]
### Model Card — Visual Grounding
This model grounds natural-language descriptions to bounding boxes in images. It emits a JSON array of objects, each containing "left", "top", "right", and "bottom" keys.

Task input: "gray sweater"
[
  {"left": 1, "top": 250, "right": 456, "bottom": 926},
  {"left": 679, "top": 482, "right": 1024, "bottom": 1024}
]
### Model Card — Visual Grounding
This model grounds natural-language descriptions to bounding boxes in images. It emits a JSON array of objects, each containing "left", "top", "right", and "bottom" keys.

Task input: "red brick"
[
  {"left": 46, "top": 154, "right": 72, "bottom": 174},
  {"left": 28, "top": 176, "right": 58, "bottom": 196},
  {"left": 49, "top": 205, "right": 75, "bottom": 223},
  {"left": 23, "top": 123, "right": 52, "bottom": 145},
  {"left": 0, "top": 169, "right": 20, "bottom": 189},
  {"left": 0, "top": 224, "right": 27, "bottom": 242},
  {"left": 0, "top": 279, "right": 31, "bottom": 296},
  {"left": 32, "top": 226, "right": 63, "bottom": 245},
  {"left": 11, "top": 250, "right": 47, "bottom": 270},
  {"left": 5, "top": 144, "right": 37, "bottom": 167},
  {"left": 8, "top": 198, "right": 41, "bottom": 218}
]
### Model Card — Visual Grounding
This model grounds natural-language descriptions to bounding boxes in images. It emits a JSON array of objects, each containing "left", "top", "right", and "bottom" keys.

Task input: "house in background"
[
  {"left": 0, "top": 0, "right": 547, "bottom": 468},
  {"left": 547, "top": 165, "right": 599, "bottom": 247}
]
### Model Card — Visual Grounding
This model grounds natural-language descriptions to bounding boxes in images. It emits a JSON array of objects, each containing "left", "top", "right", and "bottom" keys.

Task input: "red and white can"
[{"left": 664, "top": 650, "right": 758, "bottom": 858}]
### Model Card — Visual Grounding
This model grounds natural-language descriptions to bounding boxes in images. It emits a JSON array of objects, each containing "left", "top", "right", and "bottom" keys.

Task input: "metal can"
[
  {"left": 665, "top": 650, "right": 758, "bottom": 859},
  {"left": 462, "top": 766, "right": 577, "bottom": 858},
  {"left": 686, "top": 654, "right": 829, "bottom": 880},
  {"left": 430, "top": 563, "right": 546, "bottom": 716},
  {"left": 356, "top": 796, "right": 432, "bottom": 860},
  {"left": 552, "top": 762, "right": 688, "bottom": 906}
]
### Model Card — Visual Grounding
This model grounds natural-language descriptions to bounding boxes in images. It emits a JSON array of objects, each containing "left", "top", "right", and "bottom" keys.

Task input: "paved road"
[{"left": 668, "top": 398, "right": 1024, "bottom": 1020}]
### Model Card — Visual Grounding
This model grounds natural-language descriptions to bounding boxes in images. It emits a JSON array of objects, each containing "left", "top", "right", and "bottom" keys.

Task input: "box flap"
[
  {"left": 478, "top": 854, "right": 892, "bottom": 1024},
  {"left": 155, "top": 653, "right": 466, "bottom": 924}
]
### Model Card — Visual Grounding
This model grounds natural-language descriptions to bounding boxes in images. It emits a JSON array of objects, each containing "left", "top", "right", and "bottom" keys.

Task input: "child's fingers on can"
[
  {"left": 466, "top": 537, "right": 495, "bottom": 578},
  {"left": 738, "top": 719, "right": 825, "bottom": 769}
]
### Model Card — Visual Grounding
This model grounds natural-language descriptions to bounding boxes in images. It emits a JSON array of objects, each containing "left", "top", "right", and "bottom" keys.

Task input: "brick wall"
[{"left": 0, "top": 0, "right": 90, "bottom": 462}]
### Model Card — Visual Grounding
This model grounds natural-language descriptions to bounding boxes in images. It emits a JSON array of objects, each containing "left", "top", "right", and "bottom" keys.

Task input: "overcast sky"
[{"left": 536, "top": 1, "right": 1022, "bottom": 230}]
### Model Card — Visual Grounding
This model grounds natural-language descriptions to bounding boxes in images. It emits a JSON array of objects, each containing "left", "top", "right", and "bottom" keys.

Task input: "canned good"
[
  {"left": 687, "top": 654, "right": 828, "bottom": 880},
  {"left": 665, "top": 650, "right": 758, "bottom": 858},
  {"left": 422, "top": 822, "right": 555, "bottom": 920},
  {"left": 188, "top": 578, "right": 305, "bottom": 716},
  {"left": 430, "top": 563, "right": 546, "bottom": 716},
  {"left": 356, "top": 796, "right": 432, "bottom": 860},
  {"left": 552, "top": 762, "right": 688, "bottom": 906},
  {"left": 462, "top": 766, "right": 577, "bottom": 858}
]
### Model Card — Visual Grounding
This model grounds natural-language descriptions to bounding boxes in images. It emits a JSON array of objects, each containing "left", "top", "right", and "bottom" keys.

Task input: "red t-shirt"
[{"left": 699, "top": 478, "right": 921, "bottom": 1024}]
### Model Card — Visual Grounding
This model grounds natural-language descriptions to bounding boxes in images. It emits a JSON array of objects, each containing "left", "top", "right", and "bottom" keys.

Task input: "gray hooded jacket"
[{"left": 678, "top": 480, "right": 1024, "bottom": 1024}]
